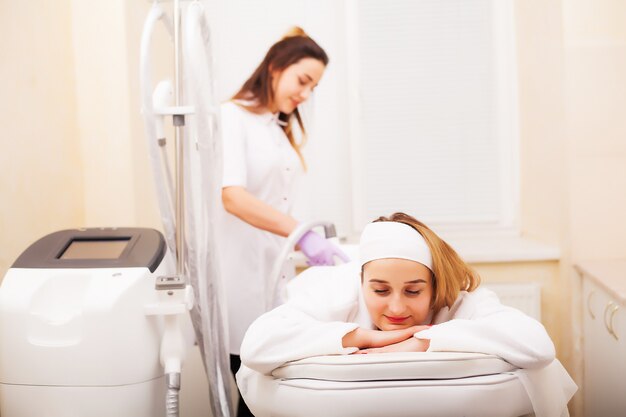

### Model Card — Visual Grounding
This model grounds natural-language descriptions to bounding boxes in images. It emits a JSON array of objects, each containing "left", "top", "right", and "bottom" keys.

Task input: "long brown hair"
[
  {"left": 373, "top": 213, "right": 481, "bottom": 314},
  {"left": 231, "top": 27, "right": 329, "bottom": 170}
]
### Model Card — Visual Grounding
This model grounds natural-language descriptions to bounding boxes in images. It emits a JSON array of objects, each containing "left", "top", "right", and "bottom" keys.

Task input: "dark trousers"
[{"left": 230, "top": 354, "right": 255, "bottom": 417}]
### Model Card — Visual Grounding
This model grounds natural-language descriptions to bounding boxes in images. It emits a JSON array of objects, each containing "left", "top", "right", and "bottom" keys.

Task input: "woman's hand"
[
  {"left": 354, "top": 336, "right": 430, "bottom": 354},
  {"left": 342, "top": 325, "right": 431, "bottom": 349},
  {"left": 297, "top": 231, "right": 350, "bottom": 266}
]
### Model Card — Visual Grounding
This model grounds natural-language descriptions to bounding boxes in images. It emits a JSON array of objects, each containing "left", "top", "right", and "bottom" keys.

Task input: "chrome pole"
[
  {"left": 168, "top": 2, "right": 184, "bottom": 416},
  {"left": 173, "top": 0, "right": 185, "bottom": 277}
]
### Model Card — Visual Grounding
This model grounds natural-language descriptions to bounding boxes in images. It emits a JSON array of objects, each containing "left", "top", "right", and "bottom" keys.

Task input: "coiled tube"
[{"left": 166, "top": 372, "right": 181, "bottom": 417}]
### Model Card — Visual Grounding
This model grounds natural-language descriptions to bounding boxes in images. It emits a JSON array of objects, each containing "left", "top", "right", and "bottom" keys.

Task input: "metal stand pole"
[{"left": 173, "top": 0, "right": 185, "bottom": 277}]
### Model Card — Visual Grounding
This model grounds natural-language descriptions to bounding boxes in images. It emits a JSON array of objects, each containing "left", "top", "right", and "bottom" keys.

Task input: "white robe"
[
  {"left": 218, "top": 101, "right": 303, "bottom": 354},
  {"left": 239, "top": 262, "right": 577, "bottom": 417}
]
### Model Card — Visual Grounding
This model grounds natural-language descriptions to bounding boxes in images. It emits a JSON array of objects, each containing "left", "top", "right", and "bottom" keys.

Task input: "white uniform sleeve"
[
  {"left": 220, "top": 103, "right": 247, "bottom": 187},
  {"left": 240, "top": 263, "right": 361, "bottom": 375},
  {"left": 415, "top": 288, "right": 555, "bottom": 369}
]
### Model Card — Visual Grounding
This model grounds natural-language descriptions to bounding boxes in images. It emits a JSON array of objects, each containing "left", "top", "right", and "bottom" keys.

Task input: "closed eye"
[
  {"left": 373, "top": 289, "right": 389, "bottom": 295},
  {"left": 406, "top": 290, "right": 422, "bottom": 295}
]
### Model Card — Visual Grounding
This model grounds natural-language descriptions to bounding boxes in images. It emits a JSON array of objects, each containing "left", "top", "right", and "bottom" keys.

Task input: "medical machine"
[
  {"left": 1, "top": 2, "right": 232, "bottom": 416},
  {"left": 140, "top": 1, "right": 234, "bottom": 416},
  {"left": 0, "top": 227, "right": 194, "bottom": 416}
]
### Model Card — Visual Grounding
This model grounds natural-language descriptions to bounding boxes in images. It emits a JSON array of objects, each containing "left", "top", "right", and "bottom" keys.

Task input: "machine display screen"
[{"left": 59, "top": 238, "right": 130, "bottom": 260}]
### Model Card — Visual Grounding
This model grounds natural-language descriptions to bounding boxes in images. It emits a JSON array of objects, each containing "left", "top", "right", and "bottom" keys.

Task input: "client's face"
[{"left": 362, "top": 258, "right": 433, "bottom": 331}]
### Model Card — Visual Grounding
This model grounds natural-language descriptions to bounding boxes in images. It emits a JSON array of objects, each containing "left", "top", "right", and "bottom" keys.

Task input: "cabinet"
[{"left": 578, "top": 262, "right": 626, "bottom": 417}]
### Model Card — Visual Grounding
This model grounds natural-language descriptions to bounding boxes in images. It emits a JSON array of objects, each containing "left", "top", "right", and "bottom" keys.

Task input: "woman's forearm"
[
  {"left": 222, "top": 186, "right": 298, "bottom": 237},
  {"left": 342, "top": 327, "right": 368, "bottom": 349},
  {"left": 342, "top": 326, "right": 429, "bottom": 349}
]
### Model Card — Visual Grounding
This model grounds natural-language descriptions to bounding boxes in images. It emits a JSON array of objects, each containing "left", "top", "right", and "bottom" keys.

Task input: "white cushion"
[
  {"left": 272, "top": 352, "right": 517, "bottom": 382},
  {"left": 271, "top": 373, "right": 532, "bottom": 417}
]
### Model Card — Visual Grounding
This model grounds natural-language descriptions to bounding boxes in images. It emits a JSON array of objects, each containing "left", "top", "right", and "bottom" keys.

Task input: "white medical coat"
[
  {"left": 239, "top": 262, "right": 577, "bottom": 417},
  {"left": 219, "top": 101, "right": 303, "bottom": 354}
]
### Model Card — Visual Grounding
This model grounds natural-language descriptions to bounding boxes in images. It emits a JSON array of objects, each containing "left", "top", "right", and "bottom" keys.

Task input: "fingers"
[
  {"left": 354, "top": 329, "right": 432, "bottom": 352},
  {"left": 371, "top": 328, "right": 413, "bottom": 348},
  {"left": 310, "top": 249, "right": 344, "bottom": 266},
  {"left": 411, "top": 325, "right": 433, "bottom": 334},
  {"left": 380, "top": 325, "right": 431, "bottom": 346},
  {"left": 354, "top": 348, "right": 377, "bottom": 354},
  {"left": 306, "top": 258, "right": 326, "bottom": 266},
  {"left": 399, "top": 325, "right": 423, "bottom": 338},
  {"left": 305, "top": 252, "right": 334, "bottom": 266},
  {"left": 300, "top": 233, "right": 350, "bottom": 266}
]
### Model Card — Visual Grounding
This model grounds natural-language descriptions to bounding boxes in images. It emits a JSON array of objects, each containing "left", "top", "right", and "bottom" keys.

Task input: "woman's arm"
[
  {"left": 352, "top": 334, "right": 431, "bottom": 354},
  {"left": 342, "top": 326, "right": 430, "bottom": 350},
  {"left": 240, "top": 302, "right": 360, "bottom": 375},
  {"left": 241, "top": 304, "right": 427, "bottom": 375},
  {"left": 222, "top": 186, "right": 298, "bottom": 237},
  {"left": 240, "top": 264, "right": 360, "bottom": 375}
]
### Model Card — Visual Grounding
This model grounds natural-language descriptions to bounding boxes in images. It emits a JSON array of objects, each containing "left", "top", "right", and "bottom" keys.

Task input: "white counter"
[{"left": 575, "top": 259, "right": 626, "bottom": 305}]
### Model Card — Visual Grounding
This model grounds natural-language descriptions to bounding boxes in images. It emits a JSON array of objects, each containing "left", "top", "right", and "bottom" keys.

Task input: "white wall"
[
  {"left": 0, "top": 1, "right": 83, "bottom": 279},
  {"left": 70, "top": 0, "right": 175, "bottom": 230},
  {"left": 563, "top": 0, "right": 626, "bottom": 260}
]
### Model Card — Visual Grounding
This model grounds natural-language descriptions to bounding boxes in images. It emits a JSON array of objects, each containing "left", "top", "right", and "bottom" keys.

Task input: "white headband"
[{"left": 359, "top": 221, "right": 432, "bottom": 270}]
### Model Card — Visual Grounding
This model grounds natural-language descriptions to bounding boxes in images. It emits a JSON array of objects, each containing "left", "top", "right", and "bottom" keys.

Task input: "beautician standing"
[{"left": 218, "top": 27, "right": 347, "bottom": 416}]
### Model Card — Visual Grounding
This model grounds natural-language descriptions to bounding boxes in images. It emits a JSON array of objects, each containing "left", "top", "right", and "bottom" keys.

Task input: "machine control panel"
[{"left": 12, "top": 228, "right": 166, "bottom": 273}]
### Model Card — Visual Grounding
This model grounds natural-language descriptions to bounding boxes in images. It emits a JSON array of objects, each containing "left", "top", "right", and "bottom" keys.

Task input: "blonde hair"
[
  {"left": 232, "top": 26, "right": 328, "bottom": 171},
  {"left": 282, "top": 26, "right": 307, "bottom": 39},
  {"left": 372, "top": 213, "right": 481, "bottom": 314}
]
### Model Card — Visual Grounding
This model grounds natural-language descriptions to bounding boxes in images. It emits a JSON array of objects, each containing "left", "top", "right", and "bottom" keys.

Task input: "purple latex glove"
[{"left": 297, "top": 231, "right": 350, "bottom": 266}]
